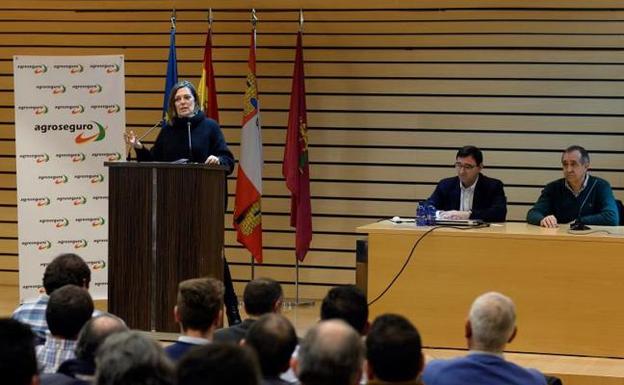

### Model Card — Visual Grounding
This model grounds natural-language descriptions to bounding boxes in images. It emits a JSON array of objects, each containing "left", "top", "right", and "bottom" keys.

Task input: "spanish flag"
[{"left": 197, "top": 25, "right": 219, "bottom": 121}]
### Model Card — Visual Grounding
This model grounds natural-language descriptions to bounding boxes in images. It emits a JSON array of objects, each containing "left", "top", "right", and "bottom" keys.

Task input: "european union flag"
[{"left": 162, "top": 25, "right": 178, "bottom": 120}]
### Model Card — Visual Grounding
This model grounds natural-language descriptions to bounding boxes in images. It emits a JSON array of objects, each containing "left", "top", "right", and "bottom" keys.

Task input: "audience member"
[
  {"left": 281, "top": 284, "right": 370, "bottom": 384},
  {"left": 37, "top": 284, "right": 94, "bottom": 374},
  {"left": 427, "top": 145, "right": 507, "bottom": 222},
  {"left": 41, "top": 315, "right": 128, "bottom": 385},
  {"left": 527, "top": 145, "right": 618, "bottom": 227},
  {"left": 177, "top": 343, "right": 261, "bottom": 385},
  {"left": 244, "top": 313, "right": 298, "bottom": 385},
  {"left": 422, "top": 292, "right": 547, "bottom": 385},
  {"left": 366, "top": 314, "right": 423, "bottom": 385},
  {"left": 95, "top": 331, "right": 174, "bottom": 385},
  {"left": 294, "top": 319, "right": 364, "bottom": 385},
  {"left": 165, "top": 277, "right": 224, "bottom": 360},
  {"left": 12, "top": 253, "right": 100, "bottom": 344},
  {"left": 320, "top": 285, "right": 369, "bottom": 335},
  {"left": 215, "top": 277, "right": 283, "bottom": 344},
  {"left": 0, "top": 318, "right": 40, "bottom": 385}
]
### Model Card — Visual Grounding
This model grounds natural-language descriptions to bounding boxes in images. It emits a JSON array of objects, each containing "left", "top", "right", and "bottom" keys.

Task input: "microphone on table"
[{"left": 569, "top": 178, "right": 597, "bottom": 231}]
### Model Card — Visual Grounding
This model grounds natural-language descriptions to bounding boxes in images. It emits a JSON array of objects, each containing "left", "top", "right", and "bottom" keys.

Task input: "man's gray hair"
[
  {"left": 469, "top": 292, "right": 516, "bottom": 352},
  {"left": 95, "top": 331, "right": 174, "bottom": 385},
  {"left": 298, "top": 319, "right": 364, "bottom": 385}
]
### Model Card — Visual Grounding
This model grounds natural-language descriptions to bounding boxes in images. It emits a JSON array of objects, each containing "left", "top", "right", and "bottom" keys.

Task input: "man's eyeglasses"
[{"left": 455, "top": 162, "right": 477, "bottom": 170}]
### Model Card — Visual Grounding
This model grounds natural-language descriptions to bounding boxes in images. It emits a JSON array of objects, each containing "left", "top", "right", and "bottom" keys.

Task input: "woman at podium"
[{"left": 125, "top": 80, "right": 241, "bottom": 325}]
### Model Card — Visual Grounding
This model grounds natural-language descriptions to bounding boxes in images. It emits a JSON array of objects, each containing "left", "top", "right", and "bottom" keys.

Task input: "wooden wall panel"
[{"left": 1, "top": 1, "right": 623, "bottom": 299}]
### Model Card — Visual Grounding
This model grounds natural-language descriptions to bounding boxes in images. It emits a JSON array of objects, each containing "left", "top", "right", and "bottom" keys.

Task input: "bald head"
[
  {"left": 297, "top": 320, "right": 364, "bottom": 385},
  {"left": 468, "top": 292, "right": 516, "bottom": 353},
  {"left": 76, "top": 315, "right": 128, "bottom": 361}
]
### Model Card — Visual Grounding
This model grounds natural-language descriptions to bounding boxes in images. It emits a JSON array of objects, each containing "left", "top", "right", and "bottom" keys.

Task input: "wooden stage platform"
[{"left": 2, "top": 283, "right": 624, "bottom": 385}]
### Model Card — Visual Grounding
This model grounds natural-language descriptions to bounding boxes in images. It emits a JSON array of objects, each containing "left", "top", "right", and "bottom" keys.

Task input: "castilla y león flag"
[
  {"left": 233, "top": 31, "right": 263, "bottom": 263},
  {"left": 283, "top": 31, "right": 312, "bottom": 261}
]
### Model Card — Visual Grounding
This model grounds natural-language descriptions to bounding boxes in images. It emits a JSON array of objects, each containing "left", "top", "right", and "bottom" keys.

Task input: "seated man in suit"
[
  {"left": 427, "top": 145, "right": 507, "bottom": 222},
  {"left": 527, "top": 145, "right": 619, "bottom": 227},
  {"left": 214, "top": 277, "right": 283, "bottom": 345},
  {"left": 422, "top": 292, "right": 546, "bottom": 385},
  {"left": 165, "top": 277, "right": 224, "bottom": 361}
]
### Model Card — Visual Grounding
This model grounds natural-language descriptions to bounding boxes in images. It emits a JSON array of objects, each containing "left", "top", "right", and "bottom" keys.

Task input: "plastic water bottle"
[
  {"left": 426, "top": 204, "right": 437, "bottom": 225},
  {"left": 416, "top": 202, "right": 428, "bottom": 226}
]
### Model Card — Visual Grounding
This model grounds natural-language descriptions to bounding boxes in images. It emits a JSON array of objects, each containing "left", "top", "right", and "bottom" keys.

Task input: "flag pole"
[
  {"left": 295, "top": 9, "right": 312, "bottom": 306},
  {"left": 294, "top": 9, "right": 302, "bottom": 304},
  {"left": 250, "top": 8, "right": 258, "bottom": 281}
]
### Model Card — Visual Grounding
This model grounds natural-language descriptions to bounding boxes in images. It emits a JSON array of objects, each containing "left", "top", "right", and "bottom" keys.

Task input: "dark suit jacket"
[
  {"left": 213, "top": 319, "right": 256, "bottom": 344},
  {"left": 427, "top": 173, "right": 507, "bottom": 222}
]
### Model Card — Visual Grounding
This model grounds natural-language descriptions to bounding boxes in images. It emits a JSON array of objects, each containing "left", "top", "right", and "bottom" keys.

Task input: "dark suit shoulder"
[
  {"left": 214, "top": 319, "right": 256, "bottom": 344},
  {"left": 437, "top": 176, "right": 460, "bottom": 186},
  {"left": 477, "top": 173, "right": 504, "bottom": 187}
]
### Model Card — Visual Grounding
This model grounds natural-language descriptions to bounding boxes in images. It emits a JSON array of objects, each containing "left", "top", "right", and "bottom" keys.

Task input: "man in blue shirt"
[
  {"left": 422, "top": 292, "right": 546, "bottom": 385},
  {"left": 12, "top": 253, "right": 102, "bottom": 345}
]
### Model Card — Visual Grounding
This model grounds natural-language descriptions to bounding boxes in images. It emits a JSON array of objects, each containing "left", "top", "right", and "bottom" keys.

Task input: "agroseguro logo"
[
  {"left": 55, "top": 105, "right": 85, "bottom": 115},
  {"left": 92, "top": 152, "right": 121, "bottom": 161},
  {"left": 90, "top": 63, "right": 120, "bottom": 73},
  {"left": 39, "top": 218, "right": 69, "bottom": 228},
  {"left": 53, "top": 64, "right": 84, "bottom": 74},
  {"left": 19, "top": 153, "right": 50, "bottom": 164},
  {"left": 33, "top": 121, "right": 107, "bottom": 144},
  {"left": 56, "top": 196, "right": 87, "bottom": 205},
  {"left": 72, "top": 84, "right": 102, "bottom": 94},
  {"left": 38, "top": 175, "right": 68, "bottom": 185},
  {"left": 35, "top": 84, "right": 66, "bottom": 94},
  {"left": 91, "top": 104, "right": 121, "bottom": 114},
  {"left": 56, "top": 153, "right": 86, "bottom": 162},
  {"left": 17, "top": 105, "right": 48, "bottom": 115},
  {"left": 20, "top": 197, "right": 50, "bottom": 207},
  {"left": 17, "top": 64, "right": 47, "bottom": 74}
]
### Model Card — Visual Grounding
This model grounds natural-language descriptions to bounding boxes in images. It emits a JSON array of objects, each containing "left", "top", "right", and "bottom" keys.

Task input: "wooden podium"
[{"left": 105, "top": 162, "right": 226, "bottom": 332}]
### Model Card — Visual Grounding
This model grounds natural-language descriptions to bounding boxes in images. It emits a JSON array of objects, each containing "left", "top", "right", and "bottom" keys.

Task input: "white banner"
[{"left": 14, "top": 55, "right": 125, "bottom": 301}]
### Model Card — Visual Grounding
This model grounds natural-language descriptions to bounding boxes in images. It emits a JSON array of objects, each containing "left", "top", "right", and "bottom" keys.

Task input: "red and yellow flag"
[
  {"left": 283, "top": 31, "right": 312, "bottom": 261},
  {"left": 233, "top": 30, "right": 263, "bottom": 263},
  {"left": 197, "top": 26, "right": 219, "bottom": 121}
]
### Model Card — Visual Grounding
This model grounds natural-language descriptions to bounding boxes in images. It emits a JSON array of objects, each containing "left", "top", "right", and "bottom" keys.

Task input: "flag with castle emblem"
[{"left": 233, "top": 30, "right": 263, "bottom": 263}]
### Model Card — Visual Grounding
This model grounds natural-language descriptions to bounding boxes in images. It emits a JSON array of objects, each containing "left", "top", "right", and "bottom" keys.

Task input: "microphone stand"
[
  {"left": 187, "top": 121, "right": 193, "bottom": 162},
  {"left": 126, "top": 120, "right": 162, "bottom": 160}
]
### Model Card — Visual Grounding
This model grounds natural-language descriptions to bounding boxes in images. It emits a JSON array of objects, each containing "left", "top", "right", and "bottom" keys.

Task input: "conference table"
[{"left": 357, "top": 221, "right": 624, "bottom": 358}]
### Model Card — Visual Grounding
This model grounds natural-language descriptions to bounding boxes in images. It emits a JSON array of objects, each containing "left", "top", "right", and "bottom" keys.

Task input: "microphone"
[
  {"left": 570, "top": 178, "right": 598, "bottom": 231},
  {"left": 126, "top": 120, "right": 162, "bottom": 161},
  {"left": 187, "top": 121, "right": 193, "bottom": 161}
]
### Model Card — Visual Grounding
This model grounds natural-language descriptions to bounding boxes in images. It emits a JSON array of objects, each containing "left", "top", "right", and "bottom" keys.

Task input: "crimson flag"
[{"left": 283, "top": 31, "right": 312, "bottom": 261}]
